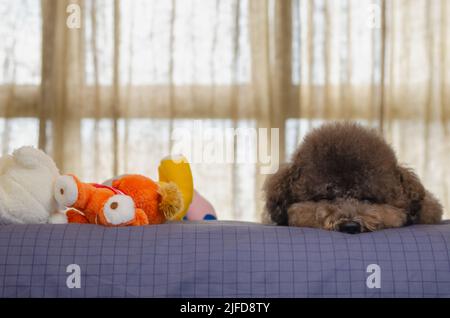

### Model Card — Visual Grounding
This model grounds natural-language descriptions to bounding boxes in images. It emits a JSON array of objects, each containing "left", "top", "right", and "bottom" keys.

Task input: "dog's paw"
[
  {"left": 315, "top": 203, "right": 344, "bottom": 230},
  {"left": 287, "top": 201, "right": 338, "bottom": 228},
  {"left": 359, "top": 204, "right": 407, "bottom": 231}
]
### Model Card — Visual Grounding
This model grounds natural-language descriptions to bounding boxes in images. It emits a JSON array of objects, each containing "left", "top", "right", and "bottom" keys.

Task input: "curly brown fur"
[{"left": 263, "top": 122, "right": 443, "bottom": 233}]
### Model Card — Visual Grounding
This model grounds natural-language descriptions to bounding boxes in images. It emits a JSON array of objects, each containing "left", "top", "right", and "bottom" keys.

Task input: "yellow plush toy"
[{"left": 158, "top": 155, "right": 194, "bottom": 221}]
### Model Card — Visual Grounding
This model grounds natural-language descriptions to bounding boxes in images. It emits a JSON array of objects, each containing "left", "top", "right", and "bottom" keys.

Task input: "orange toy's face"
[
  {"left": 96, "top": 194, "right": 137, "bottom": 226},
  {"left": 54, "top": 175, "right": 144, "bottom": 226}
]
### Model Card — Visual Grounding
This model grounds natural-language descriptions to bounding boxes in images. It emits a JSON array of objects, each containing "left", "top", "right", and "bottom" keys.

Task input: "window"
[
  {"left": 85, "top": 0, "right": 250, "bottom": 85},
  {"left": 291, "top": 0, "right": 383, "bottom": 85},
  {"left": 0, "top": 0, "right": 41, "bottom": 85}
]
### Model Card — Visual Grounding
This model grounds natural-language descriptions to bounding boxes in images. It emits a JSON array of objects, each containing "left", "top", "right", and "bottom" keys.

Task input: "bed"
[{"left": 1, "top": 221, "right": 450, "bottom": 297}]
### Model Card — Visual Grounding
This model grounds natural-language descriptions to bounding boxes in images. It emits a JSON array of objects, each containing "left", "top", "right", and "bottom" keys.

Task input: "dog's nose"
[{"left": 338, "top": 221, "right": 361, "bottom": 234}]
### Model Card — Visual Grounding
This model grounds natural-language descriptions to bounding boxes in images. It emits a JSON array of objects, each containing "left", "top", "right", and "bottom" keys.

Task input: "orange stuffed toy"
[{"left": 54, "top": 174, "right": 183, "bottom": 227}]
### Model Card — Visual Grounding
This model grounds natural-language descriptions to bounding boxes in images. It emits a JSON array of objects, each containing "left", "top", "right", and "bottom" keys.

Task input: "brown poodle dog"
[{"left": 264, "top": 122, "right": 443, "bottom": 234}]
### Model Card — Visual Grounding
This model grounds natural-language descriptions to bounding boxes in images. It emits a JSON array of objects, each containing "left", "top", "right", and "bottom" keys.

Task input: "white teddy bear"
[{"left": 0, "top": 146, "right": 63, "bottom": 224}]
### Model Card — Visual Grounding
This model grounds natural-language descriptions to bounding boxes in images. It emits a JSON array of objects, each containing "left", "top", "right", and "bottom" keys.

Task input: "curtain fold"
[
  {"left": 0, "top": 0, "right": 448, "bottom": 220},
  {"left": 40, "top": 0, "right": 84, "bottom": 173}
]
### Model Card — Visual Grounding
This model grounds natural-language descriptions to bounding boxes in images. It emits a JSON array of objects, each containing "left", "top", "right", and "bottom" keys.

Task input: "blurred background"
[{"left": 0, "top": 0, "right": 449, "bottom": 221}]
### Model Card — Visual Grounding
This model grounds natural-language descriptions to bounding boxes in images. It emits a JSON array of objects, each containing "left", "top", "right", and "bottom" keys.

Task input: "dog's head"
[{"left": 264, "top": 122, "right": 439, "bottom": 233}]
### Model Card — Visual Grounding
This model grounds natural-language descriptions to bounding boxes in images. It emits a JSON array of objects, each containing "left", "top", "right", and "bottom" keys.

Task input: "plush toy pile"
[{"left": 0, "top": 146, "right": 216, "bottom": 226}]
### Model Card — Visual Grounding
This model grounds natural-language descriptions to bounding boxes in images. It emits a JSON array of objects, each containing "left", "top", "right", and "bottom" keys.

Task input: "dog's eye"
[
  {"left": 312, "top": 195, "right": 326, "bottom": 202},
  {"left": 362, "top": 197, "right": 377, "bottom": 204}
]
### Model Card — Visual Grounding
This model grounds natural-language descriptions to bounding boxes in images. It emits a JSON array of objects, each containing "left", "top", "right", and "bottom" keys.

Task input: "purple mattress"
[{"left": 1, "top": 221, "right": 450, "bottom": 297}]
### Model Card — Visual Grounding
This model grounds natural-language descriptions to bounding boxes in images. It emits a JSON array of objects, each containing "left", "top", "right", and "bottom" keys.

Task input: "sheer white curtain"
[{"left": 0, "top": 0, "right": 448, "bottom": 221}]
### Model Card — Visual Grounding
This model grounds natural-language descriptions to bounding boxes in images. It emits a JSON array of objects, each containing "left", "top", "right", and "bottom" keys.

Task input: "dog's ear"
[
  {"left": 397, "top": 165, "right": 425, "bottom": 223},
  {"left": 263, "top": 163, "right": 301, "bottom": 225},
  {"left": 419, "top": 190, "right": 443, "bottom": 224}
]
